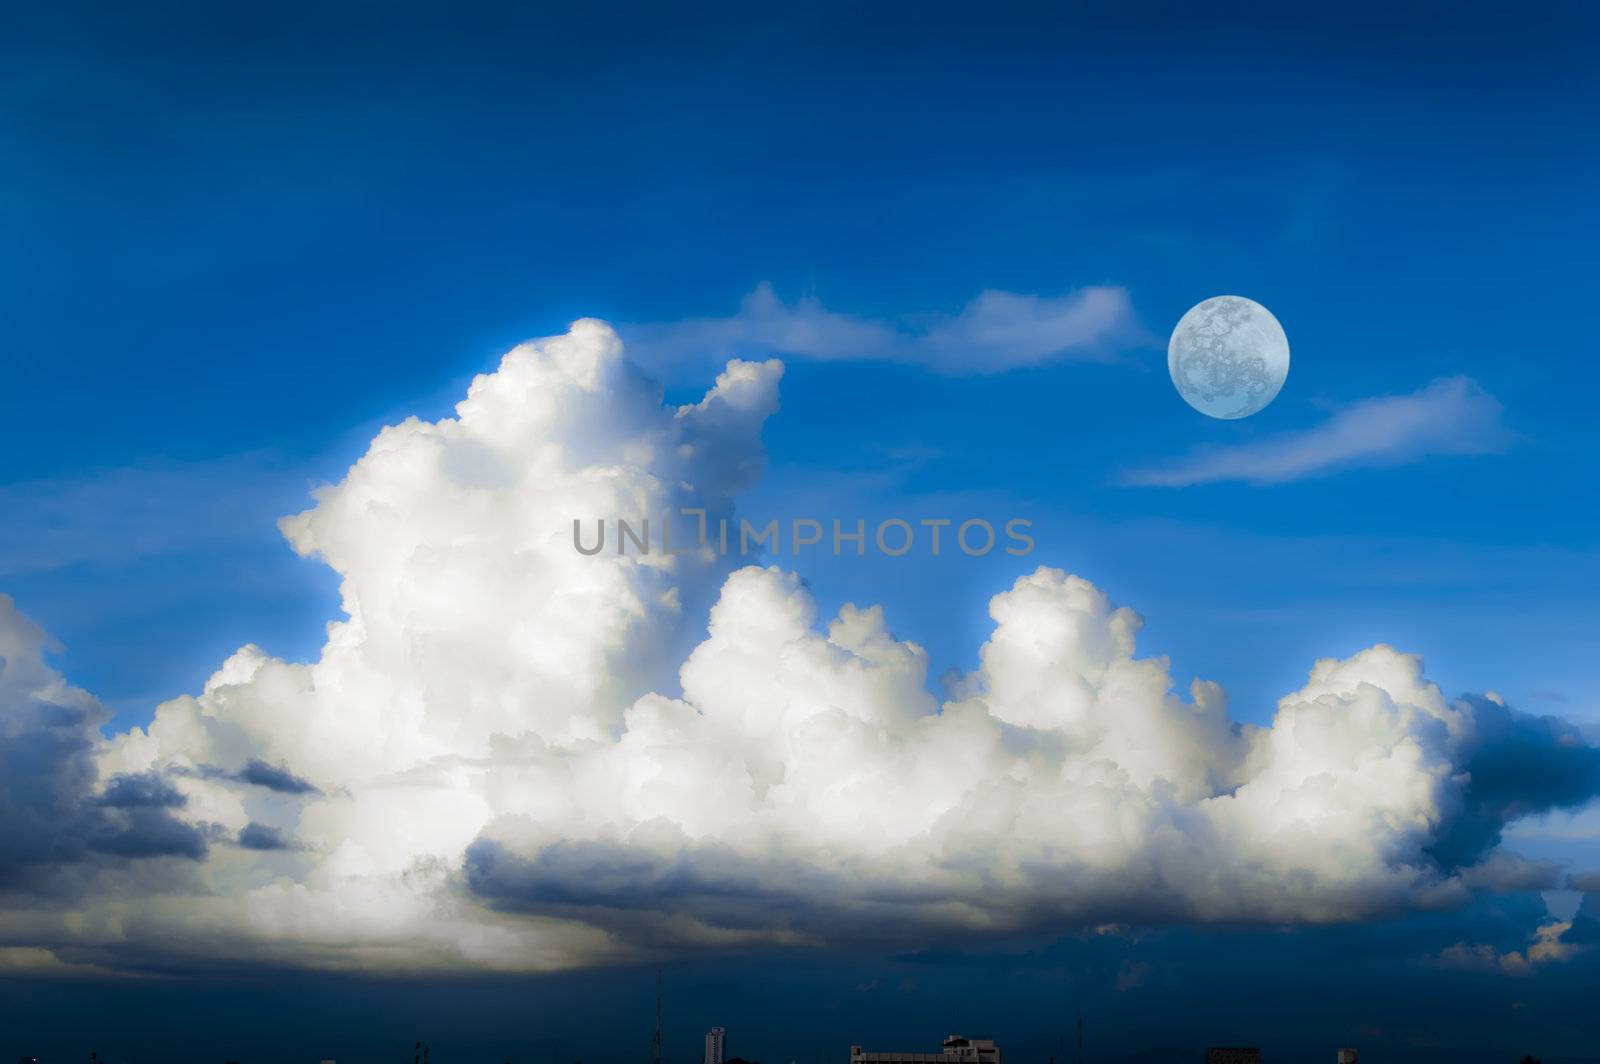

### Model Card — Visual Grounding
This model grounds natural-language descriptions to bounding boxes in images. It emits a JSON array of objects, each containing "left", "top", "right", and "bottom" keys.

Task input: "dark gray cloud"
[
  {"left": 462, "top": 833, "right": 901, "bottom": 948},
  {"left": 237, "top": 822, "right": 290, "bottom": 851},
  {"left": 1428, "top": 696, "right": 1600, "bottom": 869},
  {"left": 458, "top": 832, "right": 778, "bottom": 938},
  {"left": 98, "top": 772, "right": 186, "bottom": 809},
  {"left": 90, "top": 806, "right": 210, "bottom": 860},
  {"left": 1, "top": 597, "right": 209, "bottom": 886},
  {"left": 1458, "top": 852, "right": 1564, "bottom": 892},
  {"left": 6, "top": 893, "right": 1596, "bottom": 1064},
  {"left": 178, "top": 758, "right": 322, "bottom": 795},
  {"left": 234, "top": 758, "right": 320, "bottom": 795},
  {"left": 0, "top": 695, "right": 107, "bottom": 875}
]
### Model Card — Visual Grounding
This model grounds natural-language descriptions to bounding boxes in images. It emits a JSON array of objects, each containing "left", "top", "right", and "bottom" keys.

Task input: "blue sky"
[
  {"left": 5, "top": 2, "right": 1598, "bottom": 729},
  {"left": 4, "top": 3, "right": 1600, "bottom": 1060}
]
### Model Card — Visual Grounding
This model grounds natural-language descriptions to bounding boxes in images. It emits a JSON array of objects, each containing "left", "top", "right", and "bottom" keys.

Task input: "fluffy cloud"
[
  {"left": 1430, "top": 919, "right": 1580, "bottom": 976},
  {"left": 1124, "top": 376, "right": 1513, "bottom": 487},
  {"left": 0, "top": 596, "right": 210, "bottom": 886},
  {"left": 467, "top": 569, "right": 1595, "bottom": 944},
  {"left": 625, "top": 282, "right": 1139, "bottom": 374},
  {"left": 0, "top": 322, "right": 1595, "bottom": 977}
]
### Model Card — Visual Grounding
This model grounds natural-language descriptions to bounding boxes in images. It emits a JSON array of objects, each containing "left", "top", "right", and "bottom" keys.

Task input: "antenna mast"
[{"left": 653, "top": 969, "right": 663, "bottom": 1064}]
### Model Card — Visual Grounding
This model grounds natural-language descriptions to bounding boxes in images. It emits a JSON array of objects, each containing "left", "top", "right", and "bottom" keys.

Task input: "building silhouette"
[
  {"left": 1205, "top": 1049, "right": 1261, "bottom": 1064},
  {"left": 706, "top": 1025, "right": 727, "bottom": 1064},
  {"left": 851, "top": 1035, "right": 1001, "bottom": 1064}
]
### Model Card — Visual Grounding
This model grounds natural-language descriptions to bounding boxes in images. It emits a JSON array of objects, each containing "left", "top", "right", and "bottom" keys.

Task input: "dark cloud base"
[{"left": 5, "top": 899, "right": 1600, "bottom": 1064}]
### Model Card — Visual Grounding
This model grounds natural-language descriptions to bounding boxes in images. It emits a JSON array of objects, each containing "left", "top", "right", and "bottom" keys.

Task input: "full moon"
[{"left": 1168, "top": 295, "right": 1290, "bottom": 419}]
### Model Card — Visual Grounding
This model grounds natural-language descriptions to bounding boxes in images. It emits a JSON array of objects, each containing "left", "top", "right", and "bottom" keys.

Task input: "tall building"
[
  {"left": 851, "top": 1034, "right": 1001, "bottom": 1064},
  {"left": 1338, "top": 1051, "right": 1358, "bottom": 1064},
  {"left": 706, "top": 1025, "right": 727, "bottom": 1064},
  {"left": 1204, "top": 1050, "right": 1261, "bottom": 1064}
]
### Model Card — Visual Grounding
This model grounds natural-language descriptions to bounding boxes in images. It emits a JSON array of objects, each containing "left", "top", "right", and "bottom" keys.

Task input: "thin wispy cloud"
[
  {"left": 1124, "top": 376, "right": 1514, "bottom": 487},
  {"left": 624, "top": 282, "right": 1140, "bottom": 374},
  {"left": 0, "top": 454, "right": 304, "bottom": 577}
]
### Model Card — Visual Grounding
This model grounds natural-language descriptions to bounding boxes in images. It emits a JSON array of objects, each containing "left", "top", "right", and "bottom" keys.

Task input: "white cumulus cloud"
[{"left": 0, "top": 322, "right": 1594, "bottom": 977}]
